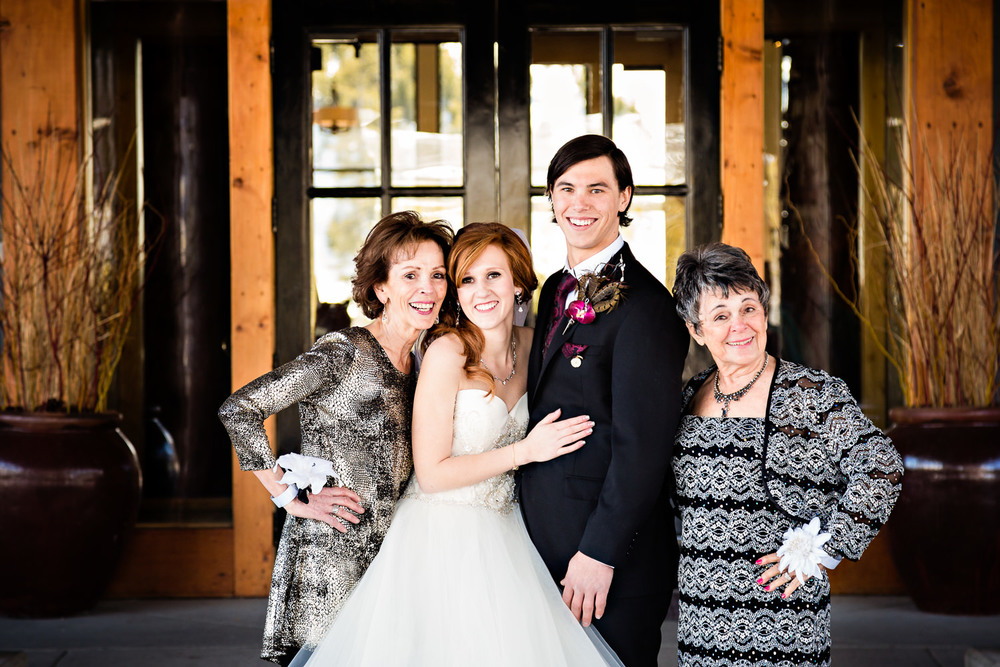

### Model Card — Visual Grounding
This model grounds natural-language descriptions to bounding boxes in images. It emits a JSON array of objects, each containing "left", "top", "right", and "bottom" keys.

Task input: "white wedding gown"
[{"left": 297, "top": 389, "right": 622, "bottom": 666}]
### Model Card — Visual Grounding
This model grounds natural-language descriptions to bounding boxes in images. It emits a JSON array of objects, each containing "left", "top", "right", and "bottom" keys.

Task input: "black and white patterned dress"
[{"left": 672, "top": 359, "right": 902, "bottom": 667}]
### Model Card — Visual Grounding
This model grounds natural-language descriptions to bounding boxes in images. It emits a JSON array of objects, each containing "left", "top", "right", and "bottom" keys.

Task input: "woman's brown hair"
[
  {"left": 431, "top": 222, "right": 537, "bottom": 394},
  {"left": 351, "top": 211, "right": 453, "bottom": 319}
]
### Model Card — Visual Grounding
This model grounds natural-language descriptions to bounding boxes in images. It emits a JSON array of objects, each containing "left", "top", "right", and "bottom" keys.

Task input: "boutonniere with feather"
[{"left": 562, "top": 256, "right": 627, "bottom": 334}]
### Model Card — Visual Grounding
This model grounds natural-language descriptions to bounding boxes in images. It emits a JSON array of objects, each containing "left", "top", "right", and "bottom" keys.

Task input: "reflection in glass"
[
  {"left": 530, "top": 30, "right": 602, "bottom": 187},
  {"left": 311, "top": 198, "right": 381, "bottom": 323},
  {"left": 529, "top": 195, "right": 685, "bottom": 289},
  {"left": 311, "top": 37, "right": 381, "bottom": 187},
  {"left": 390, "top": 197, "right": 463, "bottom": 230},
  {"left": 391, "top": 37, "right": 464, "bottom": 187},
  {"left": 612, "top": 28, "right": 685, "bottom": 186}
]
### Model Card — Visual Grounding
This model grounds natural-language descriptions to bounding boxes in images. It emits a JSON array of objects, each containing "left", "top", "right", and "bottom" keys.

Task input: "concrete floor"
[{"left": 0, "top": 595, "right": 998, "bottom": 666}]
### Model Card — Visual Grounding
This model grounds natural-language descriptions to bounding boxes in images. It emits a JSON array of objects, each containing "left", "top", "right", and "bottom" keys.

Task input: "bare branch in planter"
[{"left": 1, "top": 130, "right": 157, "bottom": 413}]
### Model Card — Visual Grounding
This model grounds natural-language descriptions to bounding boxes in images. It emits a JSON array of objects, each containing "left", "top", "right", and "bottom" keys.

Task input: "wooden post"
[
  {"left": 907, "top": 0, "right": 993, "bottom": 220},
  {"left": 858, "top": 27, "right": 889, "bottom": 427},
  {"left": 720, "top": 0, "right": 764, "bottom": 274},
  {"left": 0, "top": 0, "right": 81, "bottom": 403},
  {"left": 227, "top": 0, "right": 275, "bottom": 597},
  {"left": 0, "top": 0, "right": 80, "bottom": 153}
]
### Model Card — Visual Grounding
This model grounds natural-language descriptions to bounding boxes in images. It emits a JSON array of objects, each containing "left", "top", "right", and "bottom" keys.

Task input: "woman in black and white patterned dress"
[{"left": 670, "top": 243, "right": 903, "bottom": 667}]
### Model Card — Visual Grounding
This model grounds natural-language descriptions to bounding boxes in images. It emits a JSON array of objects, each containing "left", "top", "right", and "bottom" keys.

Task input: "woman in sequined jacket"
[
  {"left": 669, "top": 242, "right": 903, "bottom": 667},
  {"left": 219, "top": 211, "right": 452, "bottom": 666}
]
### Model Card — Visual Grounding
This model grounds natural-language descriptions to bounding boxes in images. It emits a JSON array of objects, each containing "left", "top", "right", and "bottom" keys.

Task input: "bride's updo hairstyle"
[{"left": 434, "top": 222, "right": 537, "bottom": 393}]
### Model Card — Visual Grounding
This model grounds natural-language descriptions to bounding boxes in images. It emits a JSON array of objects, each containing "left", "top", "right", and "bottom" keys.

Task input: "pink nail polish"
[
  {"left": 757, "top": 578, "right": 764, "bottom": 585},
  {"left": 781, "top": 593, "right": 788, "bottom": 599},
  {"left": 755, "top": 559, "right": 762, "bottom": 565}
]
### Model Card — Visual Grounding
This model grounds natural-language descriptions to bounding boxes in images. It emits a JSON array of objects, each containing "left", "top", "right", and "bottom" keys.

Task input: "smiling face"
[
  {"left": 375, "top": 240, "right": 448, "bottom": 334},
  {"left": 549, "top": 156, "right": 631, "bottom": 266},
  {"left": 688, "top": 288, "right": 768, "bottom": 370},
  {"left": 456, "top": 243, "right": 519, "bottom": 333}
]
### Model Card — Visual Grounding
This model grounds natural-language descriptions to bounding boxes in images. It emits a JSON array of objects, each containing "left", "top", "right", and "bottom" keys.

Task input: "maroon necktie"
[{"left": 542, "top": 272, "right": 578, "bottom": 356}]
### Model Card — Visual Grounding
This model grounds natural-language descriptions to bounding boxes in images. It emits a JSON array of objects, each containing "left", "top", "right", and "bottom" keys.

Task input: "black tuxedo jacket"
[{"left": 520, "top": 243, "right": 688, "bottom": 599}]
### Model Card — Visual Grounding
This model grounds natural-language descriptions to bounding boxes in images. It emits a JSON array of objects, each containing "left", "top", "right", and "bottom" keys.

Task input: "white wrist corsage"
[
  {"left": 273, "top": 453, "right": 341, "bottom": 494},
  {"left": 777, "top": 517, "right": 836, "bottom": 584}
]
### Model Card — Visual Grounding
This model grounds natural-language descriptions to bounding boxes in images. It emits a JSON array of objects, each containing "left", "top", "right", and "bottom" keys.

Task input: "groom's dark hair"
[{"left": 545, "top": 134, "right": 634, "bottom": 227}]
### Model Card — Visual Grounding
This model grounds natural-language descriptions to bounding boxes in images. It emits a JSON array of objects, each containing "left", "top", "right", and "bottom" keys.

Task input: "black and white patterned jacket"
[{"left": 682, "top": 358, "right": 903, "bottom": 561}]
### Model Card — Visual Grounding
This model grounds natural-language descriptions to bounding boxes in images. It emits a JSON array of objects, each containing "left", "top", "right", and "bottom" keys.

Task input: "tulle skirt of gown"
[{"left": 299, "top": 390, "right": 621, "bottom": 667}]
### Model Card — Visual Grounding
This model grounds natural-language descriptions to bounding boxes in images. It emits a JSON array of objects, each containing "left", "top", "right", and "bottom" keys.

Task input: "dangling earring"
[
  {"left": 456, "top": 303, "right": 462, "bottom": 327},
  {"left": 515, "top": 291, "right": 525, "bottom": 314},
  {"left": 381, "top": 298, "right": 389, "bottom": 325}
]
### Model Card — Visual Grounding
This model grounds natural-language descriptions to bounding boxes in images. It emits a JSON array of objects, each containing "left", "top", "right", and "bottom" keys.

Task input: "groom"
[{"left": 520, "top": 135, "right": 688, "bottom": 666}]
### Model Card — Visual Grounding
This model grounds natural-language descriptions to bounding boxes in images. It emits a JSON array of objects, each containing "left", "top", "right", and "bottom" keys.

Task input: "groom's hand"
[{"left": 560, "top": 551, "right": 613, "bottom": 627}]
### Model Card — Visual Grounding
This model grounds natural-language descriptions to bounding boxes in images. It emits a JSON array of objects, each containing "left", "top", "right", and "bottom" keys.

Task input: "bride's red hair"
[{"left": 429, "top": 223, "right": 537, "bottom": 394}]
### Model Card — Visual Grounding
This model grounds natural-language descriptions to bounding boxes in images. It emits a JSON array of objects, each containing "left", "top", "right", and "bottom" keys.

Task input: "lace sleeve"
[
  {"left": 817, "top": 377, "right": 903, "bottom": 561},
  {"left": 219, "top": 333, "right": 355, "bottom": 471}
]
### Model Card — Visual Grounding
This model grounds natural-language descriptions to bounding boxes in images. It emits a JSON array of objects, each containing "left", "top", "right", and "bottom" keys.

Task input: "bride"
[{"left": 298, "top": 223, "right": 623, "bottom": 666}]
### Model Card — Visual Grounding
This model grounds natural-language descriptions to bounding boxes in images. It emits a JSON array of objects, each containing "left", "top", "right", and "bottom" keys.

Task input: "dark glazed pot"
[
  {"left": 0, "top": 412, "right": 142, "bottom": 617},
  {"left": 887, "top": 407, "right": 1000, "bottom": 615}
]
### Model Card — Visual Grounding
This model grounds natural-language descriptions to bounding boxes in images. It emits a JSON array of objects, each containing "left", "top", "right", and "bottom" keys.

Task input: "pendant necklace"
[
  {"left": 714, "top": 354, "right": 769, "bottom": 418},
  {"left": 481, "top": 336, "right": 517, "bottom": 385}
]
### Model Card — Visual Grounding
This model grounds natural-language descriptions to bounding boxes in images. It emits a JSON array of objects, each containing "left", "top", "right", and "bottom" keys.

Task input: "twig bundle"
[{"left": 1, "top": 132, "right": 145, "bottom": 412}]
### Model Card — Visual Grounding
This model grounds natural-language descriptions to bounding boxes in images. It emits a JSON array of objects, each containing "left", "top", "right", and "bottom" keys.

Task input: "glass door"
[
  {"left": 308, "top": 30, "right": 466, "bottom": 324},
  {"left": 273, "top": 1, "right": 717, "bottom": 456},
  {"left": 525, "top": 26, "right": 688, "bottom": 287},
  {"left": 497, "top": 2, "right": 721, "bottom": 290}
]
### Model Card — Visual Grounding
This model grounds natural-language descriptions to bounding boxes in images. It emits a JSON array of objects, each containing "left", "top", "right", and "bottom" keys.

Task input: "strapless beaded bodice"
[{"left": 402, "top": 390, "right": 528, "bottom": 514}]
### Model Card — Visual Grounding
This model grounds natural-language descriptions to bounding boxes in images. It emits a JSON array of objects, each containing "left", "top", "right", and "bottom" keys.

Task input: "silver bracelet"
[{"left": 271, "top": 483, "right": 299, "bottom": 508}]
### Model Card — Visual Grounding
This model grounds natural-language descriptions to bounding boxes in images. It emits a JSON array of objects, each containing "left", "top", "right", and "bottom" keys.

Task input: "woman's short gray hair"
[{"left": 673, "top": 242, "right": 770, "bottom": 334}]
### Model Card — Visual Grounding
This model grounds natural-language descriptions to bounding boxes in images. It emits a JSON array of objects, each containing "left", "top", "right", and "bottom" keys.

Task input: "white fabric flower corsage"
[
  {"left": 274, "top": 453, "right": 340, "bottom": 494},
  {"left": 777, "top": 517, "right": 834, "bottom": 584}
]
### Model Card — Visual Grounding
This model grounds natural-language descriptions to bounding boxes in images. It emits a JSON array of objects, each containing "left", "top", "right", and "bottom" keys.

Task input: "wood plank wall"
[
  {"left": 227, "top": 0, "right": 276, "bottom": 597},
  {"left": 720, "top": 0, "right": 765, "bottom": 274}
]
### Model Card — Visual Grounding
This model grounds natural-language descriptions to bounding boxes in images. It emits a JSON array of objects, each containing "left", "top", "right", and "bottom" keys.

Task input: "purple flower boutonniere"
[{"left": 562, "top": 258, "right": 627, "bottom": 334}]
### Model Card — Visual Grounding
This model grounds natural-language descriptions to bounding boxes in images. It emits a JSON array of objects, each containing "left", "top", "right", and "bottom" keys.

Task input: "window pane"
[
  {"left": 530, "top": 30, "right": 602, "bottom": 187},
  {"left": 625, "top": 195, "right": 685, "bottom": 289},
  {"left": 391, "top": 33, "right": 464, "bottom": 187},
  {"left": 390, "top": 197, "right": 463, "bottom": 229},
  {"left": 312, "top": 198, "right": 381, "bottom": 323},
  {"left": 311, "top": 35, "right": 381, "bottom": 187},
  {"left": 612, "top": 28, "right": 685, "bottom": 186},
  {"left": 529, "top": 195, "right": 685, "bottom": 289},
  {"left": 529, "top": 198, "right": 568, "bottom": 280}
]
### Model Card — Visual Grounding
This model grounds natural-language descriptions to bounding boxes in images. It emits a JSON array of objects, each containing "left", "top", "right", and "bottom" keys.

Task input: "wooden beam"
[
  {"left": 720, "top": 0, "right": 764, "bottom": 274},
  {"left": 227, "top": 0, "right": 276, "bottom": 598}
]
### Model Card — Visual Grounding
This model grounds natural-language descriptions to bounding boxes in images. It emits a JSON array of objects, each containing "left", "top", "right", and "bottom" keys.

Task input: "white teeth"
[
  {"left": 474, "top": 301, "right": 498, "bottom": 312},
  {"left": 726, "top": 338, "right": 753, "bottom": 346},
  {"left": 410, "top": 303, "right": 433, "bottom": 313}
]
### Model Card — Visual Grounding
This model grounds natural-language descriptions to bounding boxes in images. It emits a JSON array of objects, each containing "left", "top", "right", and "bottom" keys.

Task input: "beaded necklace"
[{"left": 713, "top": 354, "right": 769, "bottom": 418}]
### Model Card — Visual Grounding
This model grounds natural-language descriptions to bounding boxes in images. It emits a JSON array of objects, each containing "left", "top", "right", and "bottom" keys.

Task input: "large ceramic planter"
[
  {"left": 887, "top": 407, "right": 1000, "bottom": 615},
  {"left": 0, "top": 412, "right": 142, "bottom": 617}
]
